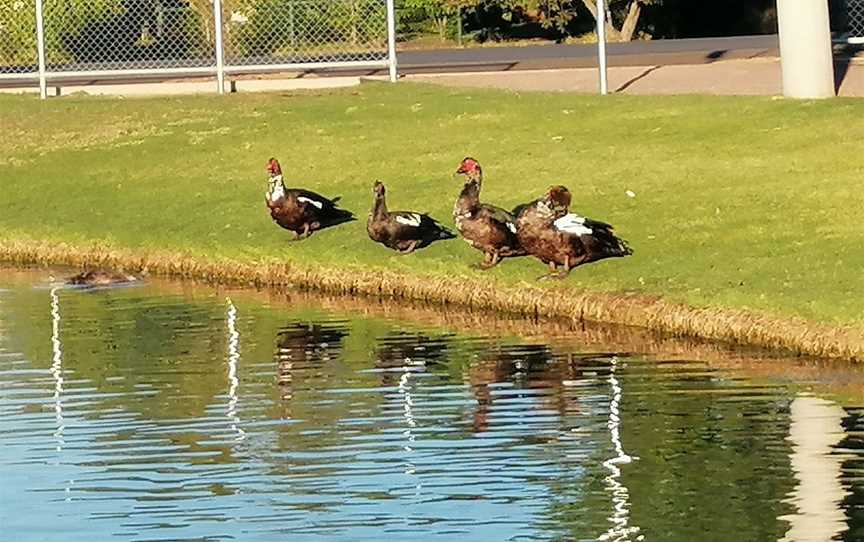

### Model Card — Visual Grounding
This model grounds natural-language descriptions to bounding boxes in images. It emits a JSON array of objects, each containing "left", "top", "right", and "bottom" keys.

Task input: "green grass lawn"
[{"left": 1, "top": 82, "right": 863, "bottom": 327}]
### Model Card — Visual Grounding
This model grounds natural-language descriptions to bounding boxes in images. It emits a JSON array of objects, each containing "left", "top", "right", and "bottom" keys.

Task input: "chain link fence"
[
  {"left": 1, "top": 0, "right": 395, "bottom": 93},
  {"left": 843, "top": 0, "right": 864, "bottom": 43},
  {"left": 0, "top": 0, "right": 38, "bottom": 75},
  {"left": 222, "top": 0, "right": 388, "bottom": 68}
]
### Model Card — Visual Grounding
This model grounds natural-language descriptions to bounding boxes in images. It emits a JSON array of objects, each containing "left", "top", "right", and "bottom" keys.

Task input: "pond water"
[{"left": 2, "top": 267, "right": 864, "bottom": 542}]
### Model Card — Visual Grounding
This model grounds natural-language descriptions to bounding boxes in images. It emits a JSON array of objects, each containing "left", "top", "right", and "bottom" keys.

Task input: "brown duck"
[
  {"left": 453, "top": 157, "right": 525, "bottom": 268},
  {"left": 265, "top": 158, "right": 354, "bottom": 239},
  {"left": 367, "top": 181, "right": 455, "bottom": 253},
  {"left": 66, "top": 269, "right": 139, "bottom": 286},
  {"left": 516, "top": 185, "right": 632, "bottom": 278}
]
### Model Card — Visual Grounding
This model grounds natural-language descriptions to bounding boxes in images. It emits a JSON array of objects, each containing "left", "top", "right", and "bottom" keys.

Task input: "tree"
[
  {"left": 490, "top": 0, "right": 660, "bottom": 41},
  {"left": 401, "top": 0, "right": 482, "bottom": 41},
  {"left": 574, "top": 0, "right": 661, "bottom": 41}
]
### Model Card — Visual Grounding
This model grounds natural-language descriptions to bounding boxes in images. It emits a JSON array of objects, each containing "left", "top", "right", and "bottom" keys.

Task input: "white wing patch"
[
  {"left": 554, "top": 213, "right": 593, "bottom": 236},
  {"left": 506, "top": 221, "right": 517, "bottom": 234},
  {"left": 297, "top": 196, "right": 324, "bottom": 209},
  {"left": 395, "top": 213, "right": 423, "bottom": 227}
]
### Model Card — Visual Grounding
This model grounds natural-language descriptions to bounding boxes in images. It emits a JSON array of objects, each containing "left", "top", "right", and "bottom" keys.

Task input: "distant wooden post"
[{"left": 776, "top": 0, "right": 835, "bottom": 98}]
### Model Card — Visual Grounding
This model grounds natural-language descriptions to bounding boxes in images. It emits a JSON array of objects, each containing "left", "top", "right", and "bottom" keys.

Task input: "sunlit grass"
[{"left": 1, "top": 82, "right": 863, "bottom": 327}]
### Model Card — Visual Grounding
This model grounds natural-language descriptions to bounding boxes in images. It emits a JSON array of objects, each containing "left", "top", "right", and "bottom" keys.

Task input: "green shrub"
[
  {"left": 227, "top": 0, "right": 386, "bottom": 58},
  {"left": 0, "top": 0, "right": 38, "bottom": 69}
]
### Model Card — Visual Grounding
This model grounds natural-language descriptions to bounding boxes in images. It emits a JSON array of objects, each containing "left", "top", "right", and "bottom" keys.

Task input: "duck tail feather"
[{"left": 438, "top": 226, "right": 457, "bottom": 240}]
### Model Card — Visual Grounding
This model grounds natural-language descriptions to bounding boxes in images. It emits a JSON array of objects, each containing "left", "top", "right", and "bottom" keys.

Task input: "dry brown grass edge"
[{"left": 3, "top": 238, "right": 862, "bottom": 361}]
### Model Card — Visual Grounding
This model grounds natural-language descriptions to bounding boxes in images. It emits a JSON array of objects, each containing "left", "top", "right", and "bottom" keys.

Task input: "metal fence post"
[
  {"left": 385, "top": 0, "right": 398, "bottom": 82},
  {"left": 213, "top": 0, "right": 226, "bottom": 94},
  {"left": 34, "top": 0, "right": 48, "bottom": 99},
  {"left": 289, "top": 1, "right": 296, "bottom": 49},
  {"left": 596, "top": 0, "right": 608, "bottom": 95}
]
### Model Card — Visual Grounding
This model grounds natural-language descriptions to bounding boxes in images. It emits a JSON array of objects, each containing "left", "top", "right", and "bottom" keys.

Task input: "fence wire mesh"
[
  {"left": 846, "top": 0, "right": 864, "bottom": 40},
  {"left": 0, "top": 0, "right": 38, "bottom": 74},
  {"left": 41, "top": 0, "right": 216, "bottom": 72},
  {"left": 1, "top": 0, "right": 389, "bottom": 79},
  {"left": 221, "top": 0, "right": 388, "bottom": 67}
]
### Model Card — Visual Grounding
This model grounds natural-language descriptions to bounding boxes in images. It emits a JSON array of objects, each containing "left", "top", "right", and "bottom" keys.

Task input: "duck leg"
[
  {"left": 398, "top": 240, "right": 419, "bottom": 255},
  {"left": 555, "top": 255, "right": 588, "bottom": 279},
  {"left": 479, "top": 251, "right": 501, "bottom": 269},
  {"left": 558, "top": 257, "right": 573, "bottom": 278},
  {"left": 472, "top": 252, "right": 492, "bottom": 270}
]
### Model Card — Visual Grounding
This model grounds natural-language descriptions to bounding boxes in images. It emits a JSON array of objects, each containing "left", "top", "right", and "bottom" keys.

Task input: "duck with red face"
[
  {"left": 453, "top": 157, "right": 526, "bottom": 269},
  {"left": 516, "top": 185, "right": 632, "bottom": 278},
  {"left": 265, "top": 158, "right": 355, "bottom": 239}
]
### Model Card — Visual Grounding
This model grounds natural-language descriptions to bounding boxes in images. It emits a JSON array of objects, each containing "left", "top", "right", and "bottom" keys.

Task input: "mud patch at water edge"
[{"left": 2, "top": 237, "right": 864, "bottom": 361}]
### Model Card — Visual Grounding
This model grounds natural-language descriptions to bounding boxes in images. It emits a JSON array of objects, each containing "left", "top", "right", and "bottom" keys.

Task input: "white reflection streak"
[
  {"left": 49, "top": 286, "right": 65, "bottom": 452},
  {"left": 780, "top": 395, "right": 848, "bottom": 542},
  {"left": 226, "top": 298, "right": 245, "bottom": 441},
  {"left": 398, "top": 364, "right": 417, "bottom": 478},
  {"left": 599, "top": 357, "right": 640, "bottom": 542}
]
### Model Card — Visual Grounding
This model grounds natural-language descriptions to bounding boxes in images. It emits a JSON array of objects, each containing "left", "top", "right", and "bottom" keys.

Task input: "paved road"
[
  {"left": 0, "top": 34, "right": 782, "bottom": 89},
  {"left": 396, "top": 34, "right": 779, "bottom": 73}
]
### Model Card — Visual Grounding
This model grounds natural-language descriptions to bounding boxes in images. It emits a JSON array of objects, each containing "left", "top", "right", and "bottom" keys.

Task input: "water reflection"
[
  {"left": 599, "top": 356, "right": 639, "bottom": 542},
  {"left": 464, "top": 343, "right": 555, "bottom": 434},
  {"left": 49, "top": 286, "right": 64, "bottom": 452},
  {"left": 2, "top": 270, "right": 864, "bottom": 541},
  {"left": 226, "top": 297, "right": 244, "bottom": 442},
  {"left": 780, "top": 395, "right": 848, "bottom": 542},
  {"left": 274, "top": 320, "right": 348, "bottom": 405}
]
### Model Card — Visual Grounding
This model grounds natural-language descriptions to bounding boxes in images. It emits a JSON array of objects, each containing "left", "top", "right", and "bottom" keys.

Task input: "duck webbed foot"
[
  {"left": 537, "top": 261, "right": 569, "bottom": 281},
  {"left": 475, "top": 252, "right": 501, "bottom": 270},
  {"left": 471, "top": 252, "right": 501, "bottom": 271}
]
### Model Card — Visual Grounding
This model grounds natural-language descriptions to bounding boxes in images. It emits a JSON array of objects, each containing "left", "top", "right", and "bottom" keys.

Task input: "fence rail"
[{"left": 0, "top": 0, "right": 396, "bottom": 96}]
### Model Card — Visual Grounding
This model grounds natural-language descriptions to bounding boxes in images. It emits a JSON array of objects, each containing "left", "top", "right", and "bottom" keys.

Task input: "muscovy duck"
[
  {"left": 453, "top": 157, "right": 525, "bottom": 268},
  {"left": 66, "top": 269, "right": 138, "bottom": 286},
  {"left": 516, "top": 185, "right": 632, "bottom": 278},
  {"left": 265, "top": 158, "right": 355, "bottom": 239},
  {"left": 367, "top": 181, "right": 455, "bottom": 253}
]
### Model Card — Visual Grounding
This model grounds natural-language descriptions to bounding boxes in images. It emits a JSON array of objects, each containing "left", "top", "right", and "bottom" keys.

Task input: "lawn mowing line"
[{"left": 1, "top": 236, "right": 862, "bottom": 362}]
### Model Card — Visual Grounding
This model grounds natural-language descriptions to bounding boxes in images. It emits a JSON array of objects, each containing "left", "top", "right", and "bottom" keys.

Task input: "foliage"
[
  {"left": 43, "top": 0, "right": 123, "bottom": 62},
  {"left": 0, "top": 0, "right": 38, "bottom": 68},
  {"left": 226, "top": 0, "right": 386, "bottom": 57},
  {"left": 398, "top": 0, "right": 480, "bottom": 40}
]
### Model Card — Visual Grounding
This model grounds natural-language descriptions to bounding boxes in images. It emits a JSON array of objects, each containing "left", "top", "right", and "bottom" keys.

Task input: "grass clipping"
[{"left": 3, "top": 237, "right": 863, "bottom": 361}]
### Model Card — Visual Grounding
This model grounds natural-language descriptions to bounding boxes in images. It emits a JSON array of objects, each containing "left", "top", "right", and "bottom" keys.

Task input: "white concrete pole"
[
  {"left": 776, "top": 0, "right": 835, "bottom": 98},
  {"left": 597, "top": 0, "right": 608, "bottom": 95},
  {"left": 213, "top": 0, "right": 226, "bottom": 94},
  {"left": 34, "top": 0, "right": 48, "bottom": 99},
  {"left": 386, "top": 0, "right": 398, "bottom": 82}
]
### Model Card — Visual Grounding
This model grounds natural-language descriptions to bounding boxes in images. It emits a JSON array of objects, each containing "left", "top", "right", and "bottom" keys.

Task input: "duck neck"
[
  {"left": 372, "top": 193, "right": 388, "bottom": 218},
  {"left": 268, "top": 175, "right": 286, "bottom": 202},
  {"left": 456, "top": 177, "right": 481, "bottom": 213}
]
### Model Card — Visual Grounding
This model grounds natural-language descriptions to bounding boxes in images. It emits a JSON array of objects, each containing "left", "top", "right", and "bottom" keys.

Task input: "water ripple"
[{"left": 1, "top": 270, "right": 863, "bottom": 541}]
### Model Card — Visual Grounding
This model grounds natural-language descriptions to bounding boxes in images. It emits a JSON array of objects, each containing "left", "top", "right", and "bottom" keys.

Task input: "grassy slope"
[{"left": 1, "top": 82, "right": 863, "bottom": 327}]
